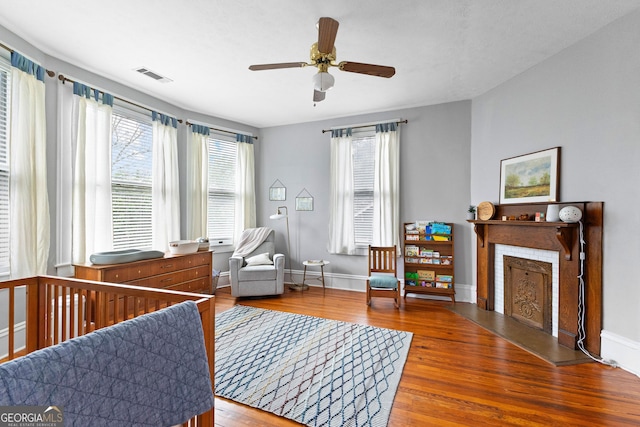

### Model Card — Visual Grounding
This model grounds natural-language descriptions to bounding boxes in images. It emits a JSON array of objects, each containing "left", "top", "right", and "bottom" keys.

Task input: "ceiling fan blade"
[
  {"left": 338, "top": 61, "right": 396, "bottom": 78},
  {"left": 313, "top": 90, "right": 326, "bottom": 102},
  {"left": 249, "top": 62, "right": 307, "bottom": 71},
  {"left": 317, "top": 17, "right": 339, "bottom": 54}
]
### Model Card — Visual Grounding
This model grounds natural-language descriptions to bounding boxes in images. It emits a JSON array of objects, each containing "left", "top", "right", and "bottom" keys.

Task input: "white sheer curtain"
[
  {"left": 72, "top": 83, "right": 114, "bottom": 264},
  {"left": 9, "top": 52, "right": 49, "bottom": 278},
  {"left": 151, "top": 112, "right": 180, "bottom": 251},
  {"left": 373, "top": 122, "right": 400, "bottom": 248},
  {"left": 327, "top": 128, "right": 356, "bottom": 255},
  {"left": 234, "top": 134, "right": 256, "bottom": 243},
  {"left": 186, "top": 124, "right": 209, "bottom": 239}
]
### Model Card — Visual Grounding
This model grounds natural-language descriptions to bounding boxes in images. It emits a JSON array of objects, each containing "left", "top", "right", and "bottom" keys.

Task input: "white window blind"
[
  {"left": 207, "top": 135, "right": 236, "bottom": 243},
  {"left": 353, "top": 133, "right": 375, "bottom": 246},
  {"left": 111, "top": 106, "right": 153, "bottom": 250},
  {"left": 0, "top": 57, "right": 10, "bottom": 276}
]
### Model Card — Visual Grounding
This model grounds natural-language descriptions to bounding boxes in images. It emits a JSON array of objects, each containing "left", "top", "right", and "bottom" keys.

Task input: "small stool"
[{"left": 302, "top": 260, "right": 330, "bottom": 289}]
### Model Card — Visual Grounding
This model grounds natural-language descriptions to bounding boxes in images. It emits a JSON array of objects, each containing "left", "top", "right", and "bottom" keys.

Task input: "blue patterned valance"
[
  {"left": 10, "top": 51, "right": 45, "bottom": 82},
  {"left": 331, "top": 128, "right": 352, "bottom": 138},
  {"left": 152, "top": 111, "right": 178, "bottom": 128},
  {"left": 73, "top": 82, "right": 114, "bottom": 106},
  {"left": 191, "top": 123, "right": 210, "bottom": 136},
  {"left": 236, "top": 133, "right": 254, "bottom": 144},
  {"left": 375, "top": 122, "right": 397, "bottom": 133}
]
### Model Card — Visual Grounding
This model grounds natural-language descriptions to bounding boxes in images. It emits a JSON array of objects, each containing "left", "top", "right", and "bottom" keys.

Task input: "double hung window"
[
  {"left": 207, "top": 135, "right": 237, "bottom": 245},
  {"left": 111, "top": 105, "right": 153, "bottom": 249},
  {"left": 352, "top": 130, "right": 375, "bottom": 246}
]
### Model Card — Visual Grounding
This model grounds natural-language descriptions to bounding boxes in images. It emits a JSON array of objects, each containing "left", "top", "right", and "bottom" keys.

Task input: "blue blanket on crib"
[{"left": 0, "top": 301, "right": 214, "bottom": 426}]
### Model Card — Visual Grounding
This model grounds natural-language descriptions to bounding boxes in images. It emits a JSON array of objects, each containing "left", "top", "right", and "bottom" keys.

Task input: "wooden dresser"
[{"left": 74, "top": 250, "right": 214, "bottom": 294}]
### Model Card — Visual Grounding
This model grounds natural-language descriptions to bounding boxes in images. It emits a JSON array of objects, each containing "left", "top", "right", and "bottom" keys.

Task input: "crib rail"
[{"left": 0, "top": 275, "right": 215, "bottom": 426}]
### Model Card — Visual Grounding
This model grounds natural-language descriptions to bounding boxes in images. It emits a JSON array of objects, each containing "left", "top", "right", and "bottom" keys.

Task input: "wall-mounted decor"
[
  {"left": 499, "top": 147, "right": 560, "bottom": 204},
  {"left": 295, "top": 188, "right": 314, "bottom": 211},
  {"left": 269, "top": 179, "right": 286, "bottom": 201}
]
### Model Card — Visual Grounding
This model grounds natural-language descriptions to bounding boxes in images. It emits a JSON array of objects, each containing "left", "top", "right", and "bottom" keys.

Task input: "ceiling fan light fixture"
[{"left": 312, "top": 71, "right": 335, "bottom": 92}]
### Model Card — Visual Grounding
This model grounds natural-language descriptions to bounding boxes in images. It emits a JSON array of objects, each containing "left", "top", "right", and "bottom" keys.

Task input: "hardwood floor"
[{"left": 213, "top": 285, "right": 640, "bottom": 426}]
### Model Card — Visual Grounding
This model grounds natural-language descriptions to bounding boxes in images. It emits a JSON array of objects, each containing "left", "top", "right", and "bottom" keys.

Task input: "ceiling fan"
[{"left": 248, "top": 17, "right": 396, "bottom": 103}]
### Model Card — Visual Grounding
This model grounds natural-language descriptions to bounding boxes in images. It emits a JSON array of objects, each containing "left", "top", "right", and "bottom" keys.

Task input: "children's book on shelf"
[
  {"left": 418, "top": 270, "right": 435, "bottom": 281},
  {"left": 419, "top": 247, "right": 433, "bottom": 257},
  {"left": 405, "top": 245, "right": 419, "bottom": 257},
  {"left": 435, "top": 282, "right": 452, "bottom": 289}
]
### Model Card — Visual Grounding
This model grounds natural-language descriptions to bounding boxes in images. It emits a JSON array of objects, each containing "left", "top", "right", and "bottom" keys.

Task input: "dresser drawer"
[
  {"left": 149, "top": 257, "right": 187, "bottom": 276},
  {"left": 184, "top": 252, "right": 212, "bottom": 268},
  {"left": 103, "top": 263, "right": 153, "bottom": 283},
  {"left": 184, "top": 265, "right": 212, "bottom": 282},
  {"left": 132, "top": 270, "right": 188, "bottom": 289},
  {"left": 185, "top": 277, "right": 210, "bottom": 293},
  {"left": 103, "top": 268, "right": 130, "bottom": 283}
]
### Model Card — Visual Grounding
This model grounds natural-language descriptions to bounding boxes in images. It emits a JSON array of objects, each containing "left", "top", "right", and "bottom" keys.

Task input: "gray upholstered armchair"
[{"left": 229, "top": 229, "right": 285, "bottom": 297}]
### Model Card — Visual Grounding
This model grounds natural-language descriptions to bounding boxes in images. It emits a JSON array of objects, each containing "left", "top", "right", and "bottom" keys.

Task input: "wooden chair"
[{"left": 366, "top": 245, "right": 401, "bottom": 308}]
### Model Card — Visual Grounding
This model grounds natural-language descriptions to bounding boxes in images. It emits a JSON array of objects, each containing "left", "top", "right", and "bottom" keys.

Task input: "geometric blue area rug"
[{"left": 215, "top": 305, "right": 412, "bottom": 427}]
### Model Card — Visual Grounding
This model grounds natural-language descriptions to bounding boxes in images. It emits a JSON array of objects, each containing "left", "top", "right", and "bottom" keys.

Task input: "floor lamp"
[{"left": 270, "top": 206, "right": 308, "bottom": 291}]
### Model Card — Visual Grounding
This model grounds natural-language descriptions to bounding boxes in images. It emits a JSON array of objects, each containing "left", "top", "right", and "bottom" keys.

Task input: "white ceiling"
[{"left": 0, "top": 0, "right": 639, "bottom": 128}]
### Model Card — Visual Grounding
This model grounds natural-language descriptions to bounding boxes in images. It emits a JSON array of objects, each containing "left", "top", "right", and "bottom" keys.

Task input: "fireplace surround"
[{"left": 470, "top": 202, "right": 603, "bottom": 355}]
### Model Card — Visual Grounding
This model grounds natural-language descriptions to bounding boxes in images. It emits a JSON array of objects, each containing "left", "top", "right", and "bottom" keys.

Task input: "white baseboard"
[
  {"left": 451, "top": 283, "right": 475, "bottom": 303},
  {"left": 600, "top": 330, "right": 640, "bottom": 378},
  {"left": 289, "top": 271, "right": 476, "bottom": 302},
  {"left": 217, "top": 270, "right": 475, "bottom": 303},
  {"left": 0, "top": 321, "right": 26, "bottom": 360}
]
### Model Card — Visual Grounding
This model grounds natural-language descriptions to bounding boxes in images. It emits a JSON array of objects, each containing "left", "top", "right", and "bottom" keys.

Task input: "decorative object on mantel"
[
  {"left": 559, "top": 205, "right": 583, "bottom": 223},
  {"left": 476, "top": 201, "right": 495, "bottom": 220},
  {"left": 269, "top": 179, "right": 286, "bottom": 201},
  {"left": 467, "top": 205, "right": 476, "bottom": 220},
  {"left": 499, "top": 147, "right": 560, "bottom": 204},
  {"left": 546, "top": 204, "right": 560, "bottom": 222},
  {"left": 295, "top": 188, "right": 314, "bottom": 211}
]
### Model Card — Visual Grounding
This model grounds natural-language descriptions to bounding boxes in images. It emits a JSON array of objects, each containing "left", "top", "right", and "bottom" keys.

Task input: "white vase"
[{"left": 546, "top": 204, "right": 560, "bottom": 222}]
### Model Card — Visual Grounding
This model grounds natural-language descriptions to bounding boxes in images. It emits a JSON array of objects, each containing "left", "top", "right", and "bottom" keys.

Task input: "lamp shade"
[
  {"left": 312, "top": 72, "right": 335, "bottom": 92},
  {"left": 270, "top": 206, "right": 288, "bottom": 220}
]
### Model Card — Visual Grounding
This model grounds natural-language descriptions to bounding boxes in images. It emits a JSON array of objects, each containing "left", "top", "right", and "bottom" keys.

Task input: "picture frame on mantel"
[{"left": 499, "top": 147, "right": 560, "bottom": 204}]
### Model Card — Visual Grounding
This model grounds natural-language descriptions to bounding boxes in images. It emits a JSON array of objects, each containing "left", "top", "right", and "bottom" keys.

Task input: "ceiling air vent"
[{"left": 134, "top": 67, "right": 173, "bottom": 83}]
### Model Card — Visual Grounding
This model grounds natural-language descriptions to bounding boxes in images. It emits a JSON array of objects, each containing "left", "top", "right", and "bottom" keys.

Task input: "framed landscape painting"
[{"left": 499, "top": 147, "right": 560, "bottom": 204}]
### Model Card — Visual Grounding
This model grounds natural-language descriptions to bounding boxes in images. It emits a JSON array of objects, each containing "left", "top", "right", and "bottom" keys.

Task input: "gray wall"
[
  {"left": 471, "top": 9, "right": 640, "bottom": 350},
  {"left": 257, "top": 101, "right": 472, "bottom": 285}
]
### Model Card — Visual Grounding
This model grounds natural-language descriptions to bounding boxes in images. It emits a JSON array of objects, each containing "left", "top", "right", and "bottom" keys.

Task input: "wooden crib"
[{"left": 0, "top": 275, "right": 215, "bottom": 426}]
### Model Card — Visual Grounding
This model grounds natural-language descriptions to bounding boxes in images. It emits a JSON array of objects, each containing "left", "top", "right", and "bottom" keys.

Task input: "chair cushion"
[
  {"left": 238, "top": 265, "right": 277, "bottom": 281},
  {"left": 246, "top": 252, "right": 273, "bottom": 266},
  {"left": 369, "top": 275, "right": 398, "bottom": 289}
]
